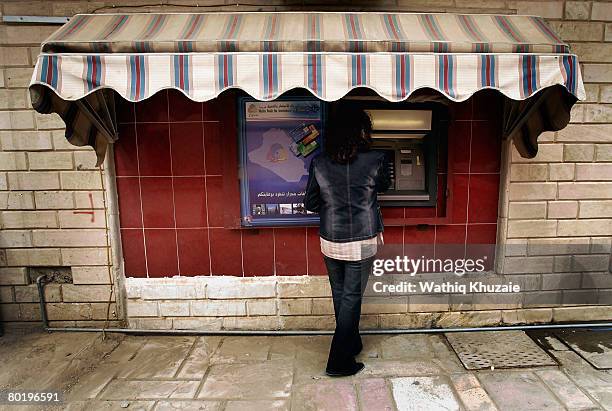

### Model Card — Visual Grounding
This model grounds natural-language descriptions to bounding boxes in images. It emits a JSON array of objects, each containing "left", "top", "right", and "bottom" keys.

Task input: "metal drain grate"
[{"left": 445, "top": 331, "right": 557, "bottom": 370}]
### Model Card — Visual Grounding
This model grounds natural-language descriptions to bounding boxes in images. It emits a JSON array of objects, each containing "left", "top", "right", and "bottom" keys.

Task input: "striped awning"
[{"left": 29, "top": 12, "right": 585, "bottom": 166}]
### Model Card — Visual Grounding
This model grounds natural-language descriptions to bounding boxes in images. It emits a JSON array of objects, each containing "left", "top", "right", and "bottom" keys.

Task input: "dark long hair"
[{"left": 325, "top": 104, "right": 373, "bottom": 164}]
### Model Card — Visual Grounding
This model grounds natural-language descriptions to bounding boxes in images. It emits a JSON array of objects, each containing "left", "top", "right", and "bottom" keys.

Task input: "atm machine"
[{"left": 364, "top": 108, "right": 439, "bottom": 207}]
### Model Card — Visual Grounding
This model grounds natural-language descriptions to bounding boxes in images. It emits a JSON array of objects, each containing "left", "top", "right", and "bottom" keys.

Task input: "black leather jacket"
[{"left": 304, "top": 150, "right": 391, "bottom": 243}]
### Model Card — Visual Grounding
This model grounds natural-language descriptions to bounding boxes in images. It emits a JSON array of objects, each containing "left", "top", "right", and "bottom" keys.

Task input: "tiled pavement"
[{"left": 0, "top": 330, "right": 611, "bottom": 410}]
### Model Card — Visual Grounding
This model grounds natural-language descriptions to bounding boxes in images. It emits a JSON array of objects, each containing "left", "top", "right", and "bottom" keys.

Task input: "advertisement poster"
[{"left": 239, "top": 98, "right": 324, "bottom": 226}]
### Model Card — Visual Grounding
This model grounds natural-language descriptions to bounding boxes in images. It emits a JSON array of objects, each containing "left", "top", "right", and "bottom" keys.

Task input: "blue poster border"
[{"left": 237, "top": 96, "right": 326, "bottom": 227}]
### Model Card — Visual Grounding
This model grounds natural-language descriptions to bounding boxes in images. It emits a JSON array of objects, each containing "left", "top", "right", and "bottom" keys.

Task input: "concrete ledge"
[{"left": 121, "top": 276, "right": 612, "bottom": 331}]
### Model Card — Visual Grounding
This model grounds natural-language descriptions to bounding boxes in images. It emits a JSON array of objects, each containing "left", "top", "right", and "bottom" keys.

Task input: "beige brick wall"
[
  {"left": 1, "top": 0, "right": 610, "bottom": 329},
  {"left": 499, "top": 0, "right": 612, "bottom": 293},
  {"left": 0, "top": 0, "right": 117, "bottom": 327}
]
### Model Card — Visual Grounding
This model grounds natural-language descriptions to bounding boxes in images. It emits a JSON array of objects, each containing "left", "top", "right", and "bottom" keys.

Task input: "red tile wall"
[{"left": 115, "top": 90, "right": 502, "bottom": 278}]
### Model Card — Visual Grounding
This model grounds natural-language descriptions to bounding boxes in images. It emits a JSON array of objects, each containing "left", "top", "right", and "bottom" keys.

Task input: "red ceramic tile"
[
  {"left": 437, "top": 127, "right": 449, "bottom": 174},
  {"left": 115, "top": 124, "right": 139, "bottom": 176},
  {"left": 434, "top": 225, "right": 467, "bottom": 262},
  {"left": 470, "top": 121, "right": 502, "bottom": 173},
  {"left": 170, "top": 122, "right": 205, "bottom": 176},
  {"left": 209, "top": 228, "right": 243, "bottom": 275},
  {"left": 242, "top": 229, "right": 275, "bottom": 276},
  {"left": 383, "top": 226, "right": 404, "bottom": 244},
  {"left": 177, "top": 228, "right": 210, "bottom": 275},
  {"left": 121, "top": 228, "right": 147, "bottom": 277},
  {"left": 466, "top": 224, "right": 497, "bottom": 270},
  {"left": 116, "top": 94, "right": 510, "bottom": 278},
  {"left": 144, "top": 229, "right": 179, "bottom": 277},
  {"left": 173, "top": 177, "right": 207, "bottom": 228},
  {"left": 405, "top": 245, "right": 436, "bottom": 263},
  {"left": 381, "top": 207, "right": 404, "bottom": 219},
  {"left": 404, "top": 225, "right": 435, "bottom": 244},
  {"left": 403, "top": 226, "right": 435, "bottom": 259},
  {"left": 168, "top": 90, "right": 203, "bottom": 122},
  {"left": 136, "top": 90, "right": 168, "bottom": 122},
  {"left": 375, "top": 226, "right": 402, "bottom": 262},
  {"left": 473, "top": 90, "right": 503, "bottom": 121},
  {"left": 223, "top": 177, "right": 241, "bottom": 227},
  {"left": 468, "top": 174, "right": 500, "bottom": 224},
  {"left": 136, "top": 123, "right": 171, "bottom": 176},
  {"left": 405, "top": 207, "right": 436, "bottom": 219},
  {"left": 205, "top": 176, "right": 224, "bottom": 227},
  {"left": 116, "top": 97, "right": 135, "bottom": 124},
  {"left": 274, "top": 228, "right": 307, "bottom": 276},
  {"left": 204, "top": 123, "right": 223, "bottom": 175},
  {"left": 140, "top": 177, "right": 175, "bottom": 228},
  {"left": 448, "top": 121, "right": 471, "bottom": 173},
  {"left": 450, "top": 173, "right": 469, "bottom": 224},
  {"left": 435, "top": 224, "right": 467, "bottom": 245},
  {"left": 450, "top": 98, "right": 472, "bottom": 121},
  {"left": 116, "top": 177, "right": 142, "bottom": 228},
  {"left": 467, "top": 223, "right": 498, "bottom": 244},
  {"left": 202, "top": 101, "right": 219, "bottom": 121},
  {"left": 306, "top": 227, "right": 327, "bottom": 276}
]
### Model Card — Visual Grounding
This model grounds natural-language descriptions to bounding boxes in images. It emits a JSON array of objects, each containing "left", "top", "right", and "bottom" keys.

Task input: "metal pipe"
[
  {"left": 2, "top": 15, "right": 69, "bottom": 24},
  {"left": 36, "top": 275, "right": 49, "bottom": 329},
  {"left": 43, "top": 322, "right": 612, "bottom": 336},
  {"left": 36, "top": 272, "right": 611, "bottom": 336}
]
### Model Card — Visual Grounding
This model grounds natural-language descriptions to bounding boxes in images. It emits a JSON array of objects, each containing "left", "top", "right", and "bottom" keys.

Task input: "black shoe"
[{"left": 325, "top": 362, "right": 365, "bottom": 377}]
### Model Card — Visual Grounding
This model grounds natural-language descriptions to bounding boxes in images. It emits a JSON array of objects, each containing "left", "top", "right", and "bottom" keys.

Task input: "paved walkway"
[{"left": 0, "top": 328, "right": 610, "bottom": 410}]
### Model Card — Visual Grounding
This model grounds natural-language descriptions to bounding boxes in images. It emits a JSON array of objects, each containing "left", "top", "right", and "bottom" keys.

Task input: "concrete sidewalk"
[{"left": 0, "top": 328, "right": 610, "bottom": 410}]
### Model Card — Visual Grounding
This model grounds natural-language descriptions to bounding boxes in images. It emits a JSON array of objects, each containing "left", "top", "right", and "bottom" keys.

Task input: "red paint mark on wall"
[{"left": 73, "top": 192, "right": 95, "bottom": 223}]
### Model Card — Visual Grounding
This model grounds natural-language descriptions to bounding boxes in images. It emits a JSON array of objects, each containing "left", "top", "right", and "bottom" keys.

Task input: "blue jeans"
[{"left": 324, "top": 255, "right": 374, "bottom": 370}]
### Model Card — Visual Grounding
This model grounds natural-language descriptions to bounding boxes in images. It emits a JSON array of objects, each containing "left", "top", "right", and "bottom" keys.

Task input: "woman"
[{"left": 304, "top": 104, "right": 391, "bottom": 377}]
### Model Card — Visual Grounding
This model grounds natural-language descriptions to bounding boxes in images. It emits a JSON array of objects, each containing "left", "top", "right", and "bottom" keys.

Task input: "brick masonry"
[
  {"left": 1, "top": 0, "right": 611, "bottom": 329},
  {"left": 123, "top": 276, "right": 612, "bottom": 330}
]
